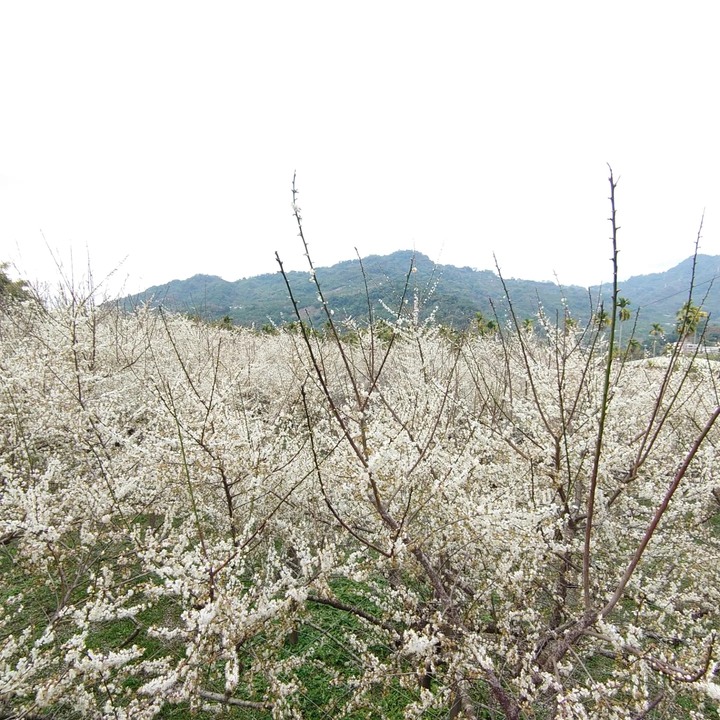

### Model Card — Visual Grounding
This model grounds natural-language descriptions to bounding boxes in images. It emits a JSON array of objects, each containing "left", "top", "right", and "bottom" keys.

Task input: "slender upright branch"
[{"left": 583, "top": 165, "right": 620, "bottom": 607}]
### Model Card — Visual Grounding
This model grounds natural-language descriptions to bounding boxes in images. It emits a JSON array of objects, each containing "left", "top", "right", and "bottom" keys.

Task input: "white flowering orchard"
[{"left": 0, "top": 277, "right": 719, "bottom": 720}]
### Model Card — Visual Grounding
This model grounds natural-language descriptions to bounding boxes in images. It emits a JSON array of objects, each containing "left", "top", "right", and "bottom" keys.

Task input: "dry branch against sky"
[{"left": 1, "top": 1, "right": 719, "bottom": 296}]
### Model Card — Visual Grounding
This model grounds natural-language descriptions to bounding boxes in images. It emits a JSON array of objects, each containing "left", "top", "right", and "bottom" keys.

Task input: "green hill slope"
[{"left": 121, "top": 251, "right": 720, "bottom": 342}]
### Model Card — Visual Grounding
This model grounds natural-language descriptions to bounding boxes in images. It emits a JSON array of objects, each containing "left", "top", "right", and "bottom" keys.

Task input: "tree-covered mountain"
[
  {"left": 120, "top": 251, "right": 720, "bottom": 342},
  {"left": 608, "top": 254, "right": 720, "bottom": 340}
]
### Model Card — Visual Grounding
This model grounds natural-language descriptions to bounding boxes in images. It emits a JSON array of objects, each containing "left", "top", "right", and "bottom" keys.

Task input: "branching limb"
[{"left": 601, "top": 405, "right": 720, "bottom": 618}]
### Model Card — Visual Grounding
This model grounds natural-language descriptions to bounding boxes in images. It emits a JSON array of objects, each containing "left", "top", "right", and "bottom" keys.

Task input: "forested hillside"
[{"left": 122, "top": 252, "right": 720, "bottom": 343}]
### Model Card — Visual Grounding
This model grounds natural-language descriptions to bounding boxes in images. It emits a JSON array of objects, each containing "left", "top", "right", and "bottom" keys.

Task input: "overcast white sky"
[{"left": 1, "top": 2, "right": 719, "bottom": 298}]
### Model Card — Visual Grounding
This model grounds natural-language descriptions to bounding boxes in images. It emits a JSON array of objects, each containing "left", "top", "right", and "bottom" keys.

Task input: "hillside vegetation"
[{"left": 122, "top": 252, "right": 720, "bottom": 343}]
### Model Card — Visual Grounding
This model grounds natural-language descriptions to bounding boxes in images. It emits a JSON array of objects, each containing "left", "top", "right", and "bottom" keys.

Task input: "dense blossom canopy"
[{"left": 1, "top": 294, "right": 719, "bottom": 719}]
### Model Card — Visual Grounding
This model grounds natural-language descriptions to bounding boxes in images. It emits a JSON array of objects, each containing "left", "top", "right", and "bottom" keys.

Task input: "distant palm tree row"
[{"left": 578, "top": 298, "right": 709, "bottom": 358}]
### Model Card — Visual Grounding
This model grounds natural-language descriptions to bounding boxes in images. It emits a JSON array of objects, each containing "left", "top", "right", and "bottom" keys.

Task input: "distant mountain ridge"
[{"left": 121, "top": 252, "right": 720, "bottom": 341}]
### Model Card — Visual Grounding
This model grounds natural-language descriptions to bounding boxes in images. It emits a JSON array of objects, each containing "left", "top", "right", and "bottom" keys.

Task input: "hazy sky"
[{"left": 1, "top": 2, "right": 719, "bottom": 298}]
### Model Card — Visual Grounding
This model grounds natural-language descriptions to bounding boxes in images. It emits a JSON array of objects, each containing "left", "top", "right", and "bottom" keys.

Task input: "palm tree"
[
  {"left": 474, "top": 311, "right": 488, "bottom": 336},
  {"left": 617, "top": 297, "right": 631, "bottom": 349},
  {"left": 475, "top": 312, "right": 498, "bottom": 337},
  {"left": 649, "top": 323, "right": 665, "bottom": 357},
  {"left": 594, "top": 308, "right": 610, "bottom": 330},
  {"left": 563, "top": 315, "right": 578, "bottom": 337},
  {"left": 627, "top": 337, "right": 643, "bottom": 360},
  {"left": 676, "top": 302, "right": 708, "bottom": 344}
]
